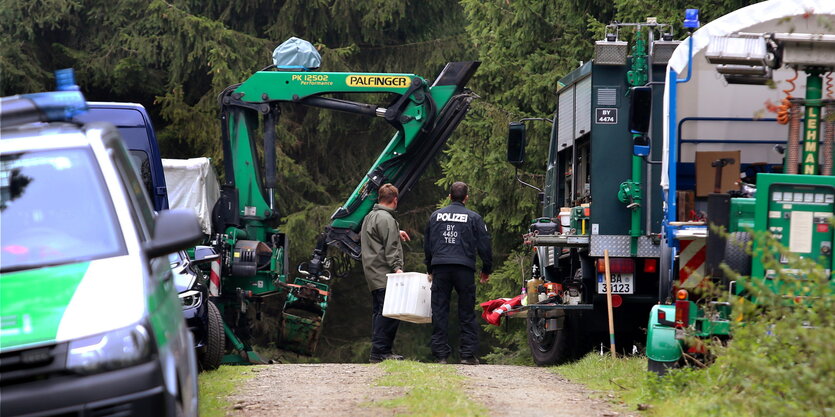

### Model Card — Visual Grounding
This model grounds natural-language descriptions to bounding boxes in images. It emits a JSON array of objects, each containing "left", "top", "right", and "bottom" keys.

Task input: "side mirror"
[
  {"left": 507, "top": 122, "right": 527, "bottom": 167},
  {"left": 144, "top": 209, "right": 204, "bottom": 259},
  {"left": 628, "top": 86, "right": 652, "bottom": 134}
]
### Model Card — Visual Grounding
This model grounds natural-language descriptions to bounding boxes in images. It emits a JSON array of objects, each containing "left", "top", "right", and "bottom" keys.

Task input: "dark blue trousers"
[
  {"left": 430, "top": 265, "right": 478, "bottom": 359},
  {"left": 371, "top": 288, "right": 400, "bottom": 355}
]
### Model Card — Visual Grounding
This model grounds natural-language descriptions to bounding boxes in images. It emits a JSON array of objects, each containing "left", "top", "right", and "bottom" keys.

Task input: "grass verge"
[
  {"left": 554, "top": 353, "right": 649, "bottom": 411},
  {"left": 373, "top": 360, "right": 489, "bottom": 417},
  {"left": 198, "top": 365, "right": 261, "bottom": 417}
]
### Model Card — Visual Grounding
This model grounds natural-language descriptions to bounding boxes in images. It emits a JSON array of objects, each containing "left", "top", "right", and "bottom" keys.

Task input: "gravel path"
[
  {"left": 229, "top": 363, "right": 630, "bottom": 417},
  {"left": 229, "top": 364, "right": 403, "bottom": 417},
  {"left": 456, "top": 364, "right": 627, "bottom": 417}
]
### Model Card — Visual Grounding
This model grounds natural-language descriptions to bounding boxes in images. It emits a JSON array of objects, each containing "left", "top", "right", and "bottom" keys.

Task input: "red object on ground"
[{"left": 480, "top": 294, "right": 524, "bottom": 326}]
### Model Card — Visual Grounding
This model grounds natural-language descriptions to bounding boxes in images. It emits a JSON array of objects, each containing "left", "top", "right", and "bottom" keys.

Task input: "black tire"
[
  {"left": 199, "top": 301, "right": 225, "bottom": 371},
  {"left": 648, "top": 358, "right": 678, "bottom": 376},
  {"left": 527, "top": 310, "right": 583, "bottom": 366},
  {"left": 724, "top": 232, "right": 752, "bottom": 279}
]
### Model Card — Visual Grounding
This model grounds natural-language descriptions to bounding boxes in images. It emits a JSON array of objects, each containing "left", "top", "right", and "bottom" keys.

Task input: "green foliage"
[
  {"left": 643, "top": 230, "right": 835, "bottom": 416},
  {"left": 374, "top": 360, "right": 489, "bottom": 417}
]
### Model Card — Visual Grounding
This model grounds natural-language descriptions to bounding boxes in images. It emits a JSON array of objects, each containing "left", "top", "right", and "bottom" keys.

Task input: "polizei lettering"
[
  {"left": 346, "top": 75, "right": 410, "bottom": 88},
  {"left": 437, "top": 212, "right": 468, "bottom": 223}
]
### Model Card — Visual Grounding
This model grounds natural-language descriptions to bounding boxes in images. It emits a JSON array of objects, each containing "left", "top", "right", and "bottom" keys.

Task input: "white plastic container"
[
  {"left": 558, "top": 208, "right": 571, "bottom": 234},
  {"left": 383, "top": 272, "right": 432, "bottom": 324}
]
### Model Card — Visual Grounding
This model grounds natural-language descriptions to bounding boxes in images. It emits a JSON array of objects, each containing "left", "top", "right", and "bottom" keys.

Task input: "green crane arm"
[{"left": 214, "top": 62, "right": 479, "bottom": 278}]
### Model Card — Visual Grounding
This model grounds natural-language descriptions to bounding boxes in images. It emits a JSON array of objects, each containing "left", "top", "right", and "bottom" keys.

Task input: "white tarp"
[
  {"left": 661, "top": 0, "right": 835, "bottom": 190},
  {"left": 162, "top": 158, "right": 220, "bottom": 234}
]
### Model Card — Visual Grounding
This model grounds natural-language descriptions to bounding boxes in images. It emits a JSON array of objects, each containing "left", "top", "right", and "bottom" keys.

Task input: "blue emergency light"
[
  {"left": 0, "top": 68, "right": 87, "bottom": 127},
  {"left": 684, "top": 9, "right": 700, "bottom": 29}
]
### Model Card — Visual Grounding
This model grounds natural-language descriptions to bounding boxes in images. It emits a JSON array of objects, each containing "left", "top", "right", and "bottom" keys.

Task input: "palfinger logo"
[{"left": 347, "top": 75, "right": 410, "bottom": 88}]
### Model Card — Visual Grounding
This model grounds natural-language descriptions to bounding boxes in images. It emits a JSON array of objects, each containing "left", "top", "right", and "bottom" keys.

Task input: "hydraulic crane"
[{"left": 211, "top": 42, "right": 479, "bottom": 360}]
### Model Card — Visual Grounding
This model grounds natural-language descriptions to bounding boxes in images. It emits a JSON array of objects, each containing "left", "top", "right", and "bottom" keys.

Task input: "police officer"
[{"left": 424, "top": 181, "right": 492, "bottom": 365}]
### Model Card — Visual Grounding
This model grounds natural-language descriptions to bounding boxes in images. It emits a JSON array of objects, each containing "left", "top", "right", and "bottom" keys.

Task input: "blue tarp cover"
[{"left": 272, "top": 37, "right": 321, "bottom": 70}]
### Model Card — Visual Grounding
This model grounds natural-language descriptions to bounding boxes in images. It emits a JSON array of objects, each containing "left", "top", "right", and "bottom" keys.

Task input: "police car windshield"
[{"left": 0, "top": 148, "right": 127, "bottom": 272}]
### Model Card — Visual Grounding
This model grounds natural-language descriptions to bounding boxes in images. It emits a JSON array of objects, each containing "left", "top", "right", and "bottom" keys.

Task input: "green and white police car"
[{"left": 0, "top": 71, "right": 203, "bottom": 417}]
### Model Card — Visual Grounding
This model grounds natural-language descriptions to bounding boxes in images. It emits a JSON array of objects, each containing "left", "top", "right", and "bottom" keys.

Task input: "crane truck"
[
  {"left": 209, "top": 40, "right": 479, "bottom": 361},
  {"left": 644, "top": 0, "right": 835, "bottom": 374}
]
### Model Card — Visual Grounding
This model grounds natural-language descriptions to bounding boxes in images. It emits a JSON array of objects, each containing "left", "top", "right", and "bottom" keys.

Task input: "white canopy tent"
[{"left": 661, "top": 0, "right": 835, "bottom": 199}]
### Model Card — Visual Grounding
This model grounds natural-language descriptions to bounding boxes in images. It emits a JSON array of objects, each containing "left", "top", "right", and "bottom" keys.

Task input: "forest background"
[{"left": 1, "top": 0, "right": 762, "bottom": 363}]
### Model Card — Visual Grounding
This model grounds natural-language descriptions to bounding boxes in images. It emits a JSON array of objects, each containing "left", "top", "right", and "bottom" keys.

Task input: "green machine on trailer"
[
  {"left": 504, "top": 20, "right": 682, "bottom": 365},
  {"left": 211, "top": 39, "right": 479, "bottom": 361},
  {"left": 645, "top": 1, "right": 835, "bottom": 374}
]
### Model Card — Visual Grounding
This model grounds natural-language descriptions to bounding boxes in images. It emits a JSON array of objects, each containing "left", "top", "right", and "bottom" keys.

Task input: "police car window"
[
  {"left": 0, "top": 148, "right": 127, "bottom": 272},
  {"left": 110, "top": 145, "right": 155, "bottom": 239},
  {"left": 128, "top": 150, "right": 153, "bottom": 199}
]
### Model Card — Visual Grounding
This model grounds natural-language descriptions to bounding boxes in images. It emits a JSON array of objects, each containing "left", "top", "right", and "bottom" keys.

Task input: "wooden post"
[{"left": 603, "top": 250, "right": 616, "bottom": 358}]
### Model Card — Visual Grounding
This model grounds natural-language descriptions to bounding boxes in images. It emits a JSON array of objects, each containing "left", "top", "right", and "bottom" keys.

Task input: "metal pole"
[
  {"left": 631, "top": 153, "right": 643, "bottom": 256},
  {"left": 603, "top": 250, "right": 616, "bottom": 358},
  {"left": 804, "top": 70, "right": 823, "bottom": 175}
]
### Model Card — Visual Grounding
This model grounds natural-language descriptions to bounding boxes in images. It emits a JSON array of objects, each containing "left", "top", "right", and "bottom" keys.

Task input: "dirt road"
[{"left": 228, "top": 363, "right": 629, "bottom": 417}]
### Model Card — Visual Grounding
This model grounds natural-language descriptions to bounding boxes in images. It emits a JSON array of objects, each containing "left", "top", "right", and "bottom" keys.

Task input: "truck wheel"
[
  {"left": 199, "top": 301, "right": 225, "bottom": 371},
  {"left": 724, "top": 232, "right": 752, "bottom": 279},
  {"left": 527, "top": 315, "right": 567, "bottom": 366},
  {"left": 647, "top": 358, "right": 678, "bottom": 376},
  {"left": 528, "top": 310, "right": 584, "bottom": 366}
]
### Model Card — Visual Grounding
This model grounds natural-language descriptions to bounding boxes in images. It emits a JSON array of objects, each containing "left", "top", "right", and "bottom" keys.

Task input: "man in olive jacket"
[{"left": 361, "top": 183, "right": 410, "bottom": 363}]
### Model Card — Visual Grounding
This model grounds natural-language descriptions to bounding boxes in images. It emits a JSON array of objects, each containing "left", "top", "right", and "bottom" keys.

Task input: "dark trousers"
[
  {"left": 371, "top": 288, "right": 400, "bottom": 355},
  {"left": 430, "top": 265, "right": 478, "bottom": 359}
]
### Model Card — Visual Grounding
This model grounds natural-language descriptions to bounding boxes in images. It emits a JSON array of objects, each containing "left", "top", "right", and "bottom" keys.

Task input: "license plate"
[{"left": 597, "top": 273, "right": 634, "bottom": 294}]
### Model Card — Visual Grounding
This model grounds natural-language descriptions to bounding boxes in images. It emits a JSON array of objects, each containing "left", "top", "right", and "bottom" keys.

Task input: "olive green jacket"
[{"left": 360, "top": 204, "right": 404, "bottom": 291}]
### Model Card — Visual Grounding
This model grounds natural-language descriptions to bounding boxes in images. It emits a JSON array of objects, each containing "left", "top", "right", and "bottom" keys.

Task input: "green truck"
[{"left": 504, "top": 19, "right": 677, "bottom": 364}]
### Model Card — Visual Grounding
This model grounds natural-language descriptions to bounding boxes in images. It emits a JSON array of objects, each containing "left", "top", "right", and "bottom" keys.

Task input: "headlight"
[
  {"left": 66, "top": 324, "right": 152, "bottom": 374},
  {"left": 179, "top": 290, "right": 203, "bottom": 310}
]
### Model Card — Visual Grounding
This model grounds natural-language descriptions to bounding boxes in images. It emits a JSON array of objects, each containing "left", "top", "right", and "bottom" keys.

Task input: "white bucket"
[
  {"left": 558, "top": 210, "right": 571, "bottom": 227},
  {"left": 383, "top": 272, "right": 432, "bottom": 324}
]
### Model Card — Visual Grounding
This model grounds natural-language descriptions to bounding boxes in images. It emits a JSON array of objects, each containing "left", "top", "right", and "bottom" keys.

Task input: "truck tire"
[
  {"left": 527, "top": 311, "right": 581, "bottom": 366},
  {"left": 647, "top": 358, "right": 678, "bottom": 376},
  {"left": 200, "top": 301, "right": 225, "bottom": 371},
  {"left": 724, "top": 231, "right": 752, "bottom": 278}
]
